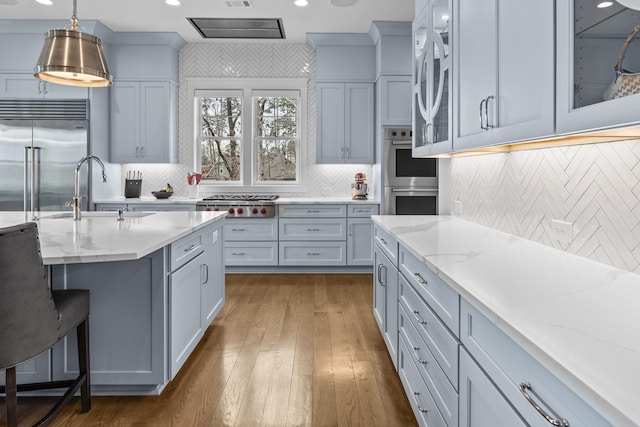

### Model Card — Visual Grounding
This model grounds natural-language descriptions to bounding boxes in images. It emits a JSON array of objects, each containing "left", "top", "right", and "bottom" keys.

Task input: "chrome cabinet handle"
[
  {"left": 231, "top": 252, "right": 246, "bottom": 256},
  {"left": 519, "top": 383, "right": 569, "bottom": 427},
  {"left": 479, "top": 98, "right": 487, "bottom": 130},
  {"left": 184, "top": 244, "right": 198, "bottom": 253},
  {"left": 231, "top": 228, "right": 246, "bottom": 232},
  {"left": 345, "top": 147, "right": 350, "bottom": 158},
  {"left": 484, "top": 95, "right": 495, "bottom": 129},
  {"left": 348, "top": 225, "right": 352, "bottom": 237},
  {"left": 307, "top": 252, "right": 321, "bottom": 256},
  {"left": 201, "top": 264, "right": 209, "bottom": 284},
  {"left": 140, "top": 146, "right": 145, "bottom": 157},
  {"left": 381, "top": 265, "right": 387, "bottom": 286},
  {"left": 340, "top": 146, "right": 345, "bottom": 159},
  {"left": 412, "top": 392, "right": 428, "bottom": 413},
  {"left": 412, "top": 310, "right": 427, "bottom": 325},
  {"left": 377, "top": 263, "right": 382, "bottom": 284},
  {"left": 307, "top": 228, "right": 321, "bottom": 232},
  {"left": 379, "top": 238, "right": 387, "bottom": 245},
  {"left": 136, "top": 146, "right": 140, "bottom": 157},
  {"left": 306, "top": 210, "right": 321, "bottom": 214},
  {"left": 414, "top": 273, "right": 427, "bottom": 285},
  {"left": 413, "top": 347, "right": 428, "bottom": 365}
]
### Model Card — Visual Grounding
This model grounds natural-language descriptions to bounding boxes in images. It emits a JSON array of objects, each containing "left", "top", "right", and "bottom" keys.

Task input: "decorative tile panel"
[
  {"left": 451, "top": 140, "right": 640, "bottom": 273},
  {"left": 123, "top": 43, "right": 371, "bottom": 199}
]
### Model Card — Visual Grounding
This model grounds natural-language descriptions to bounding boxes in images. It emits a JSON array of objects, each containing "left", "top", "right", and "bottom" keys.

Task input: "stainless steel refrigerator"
[{"left": 0, "top": 99, "right": 90, "bottom": 216}]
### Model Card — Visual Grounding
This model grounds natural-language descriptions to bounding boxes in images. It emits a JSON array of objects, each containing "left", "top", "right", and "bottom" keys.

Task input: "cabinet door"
[
  {"left": 374, "top": 244, "right": 398, "bottom": 365},
  {"left": 344, "top": 83, "right": 374, "bottom": 163},
  {"left": 373, "top": 245, "right": 387, "bottom": 334},
  {"left": 347, "top": 217, "right": 374, "bottom": 266},
  {"left": 381, "top": 75, "right": 412, "bottom": 126},
  {"left": 455, "top": 0, "right": 497, "bottom": 145},
  {"left": 201, "top": 226, "right": 224, "bottom": 328},
  {"left": 316, "top": 83, "right": 345, "bottom": 163},
  {"left": 111, "top": 81, "right": 140, "bottom": 163},
  {"left": 460, "top": 349, "right": 527, "bottom": 427},
  {"left": 0, "top": 73, "right": 88, "bottom": 99},
  {"left": 169, "top": 252, "right": 205, "bottom": 379},
  {"left": 413, "top": 6, "right": 430, "bottom": 152},
  {"left": 140, "top": 82, "right": 176, "bottom": 163}
]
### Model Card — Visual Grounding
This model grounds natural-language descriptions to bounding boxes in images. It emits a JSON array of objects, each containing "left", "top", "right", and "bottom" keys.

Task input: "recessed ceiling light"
[
  {"left": 597, "top": 1, "right": 613, "bottom": 7},
  {"left": 166, "top": 0, "right": 180, "bottom": 5},
  {"left": 330, "top": 0, "right": 357, "bottom": 6},
  {"left": 36, "top": 0, "right": 53, "bottom": 5},
  {"left": 294, "top": 0, "right": 308, "bottom": 6}
]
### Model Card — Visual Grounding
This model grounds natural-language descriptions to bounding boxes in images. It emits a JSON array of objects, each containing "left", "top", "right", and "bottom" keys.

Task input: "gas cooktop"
[{"left": 202, "top": 194, "right": 279, "bottom": 202}]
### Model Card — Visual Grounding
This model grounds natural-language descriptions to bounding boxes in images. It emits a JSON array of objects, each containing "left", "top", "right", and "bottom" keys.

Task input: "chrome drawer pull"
[
  {"left": 184, "top": 244, "right": 198, "bottom": 253},
  {"left": 379, "top": 238, "right": 387, "bottom": 245},
  {"left": 413, "top": 347, "right": 428, "bottom": 365},
  {"left": 231, "top": 252, "right": 246, "bottom": 256},
  {"left": 412, "top": 310, "right": 427, "bottom": 325},
  {"left": 231, "top": 228, "right": 246, "bottom": 232},
  {"left": 307, "top": 228, "right": 321, "bottom": 232},
  {"left": 306, "top": 209, "right": 321, "bottom": 214},
  {"left": 519, "top": 383, "right": 569, "bottom": 427},
  {"left": 307, "top": 252, "right": 321, "bottom": 256},
  {"left": 412, "top": 392, "right": 428, "bottom": 413},
  {"left": 414, "top": 273, "right": 427, "bottom": 285}
]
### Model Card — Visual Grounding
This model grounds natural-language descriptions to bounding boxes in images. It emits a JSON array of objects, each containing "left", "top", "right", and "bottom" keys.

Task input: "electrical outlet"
[
  {"left": 551, "top": 219, "right": 573, "bottom": 243},
  {"left": 454, "top": 200, "right": 463, "bottom": 215}
]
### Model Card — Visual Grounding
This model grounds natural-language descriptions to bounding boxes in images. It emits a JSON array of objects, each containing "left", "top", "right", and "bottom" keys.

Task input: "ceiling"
[{"left": 0, "top": 0, "right": 415, "bottom": 44}]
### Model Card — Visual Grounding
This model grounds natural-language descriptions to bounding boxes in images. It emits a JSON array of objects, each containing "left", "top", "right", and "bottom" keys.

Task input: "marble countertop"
[
  {"left": 0, "top": 211, "right": 226, "bottom": 265},
  {"left": 372, "top": 215, "right": 640, "bottom": 426},
  {"left": 94, "top": 197, "right": 379, "bottom": 205}
]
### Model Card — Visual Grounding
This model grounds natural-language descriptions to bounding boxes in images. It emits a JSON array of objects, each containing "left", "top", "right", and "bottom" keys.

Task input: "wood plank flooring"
[{"left": 1, "top": 274, "right": 417, "bottom": 427}]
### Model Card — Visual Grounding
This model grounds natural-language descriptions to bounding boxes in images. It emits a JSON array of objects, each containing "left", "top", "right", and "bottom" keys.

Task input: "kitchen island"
[
  {"left": 1, "top": 210, "right": 226, "bottom": 395},
  {"left": 373, "top": 215, "right": 640, "bottom": 426}
]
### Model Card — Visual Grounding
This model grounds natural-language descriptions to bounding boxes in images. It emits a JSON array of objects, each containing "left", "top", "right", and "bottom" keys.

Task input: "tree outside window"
[
  {"left": 200, "top": 96, "right": 242, "bottom": 182},
  {"left": 255, "top": 96, "right": 298, "bottom": 183}
]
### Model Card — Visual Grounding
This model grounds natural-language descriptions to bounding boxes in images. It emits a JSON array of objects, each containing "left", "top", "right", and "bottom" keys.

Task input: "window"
[{"left": 191, "top": 79, "right": 306, "bottom": 191}]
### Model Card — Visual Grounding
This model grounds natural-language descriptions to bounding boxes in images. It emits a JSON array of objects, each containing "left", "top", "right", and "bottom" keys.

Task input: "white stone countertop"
[
  {"left": 0, "top": 211, "right": 226, "bottom": 265},
  {"left": 94, "top": 197, "right": 379, "bottom": 205},
  {"left": 372, "top": 215, "right": 640, "bottom": 426}
]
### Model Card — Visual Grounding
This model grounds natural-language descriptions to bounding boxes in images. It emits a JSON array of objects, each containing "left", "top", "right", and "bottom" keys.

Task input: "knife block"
[{"left": 124, "top": 179, "right": 142, "bottom": 198}]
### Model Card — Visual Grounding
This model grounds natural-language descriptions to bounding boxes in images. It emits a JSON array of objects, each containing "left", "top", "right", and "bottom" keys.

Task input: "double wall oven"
[{"left": 383, "top": 128, "right": 438, "bottom": 215}]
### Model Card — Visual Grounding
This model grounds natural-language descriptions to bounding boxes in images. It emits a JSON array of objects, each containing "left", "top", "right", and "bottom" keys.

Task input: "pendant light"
[{"left": 34, "top": 0, "right": 112, "bottom": 87}]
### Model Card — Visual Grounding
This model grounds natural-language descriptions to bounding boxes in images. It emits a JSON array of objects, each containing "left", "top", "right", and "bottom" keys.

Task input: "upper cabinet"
[
  {"left": 308, "top": 33, "right": 376, "bottom": 164},
  {"left": 556, "top": 0, "right": 640, "bottom": 134},
  {"left": 453, "top": 0, "right": 555, "bottom": 151},
  {"left": 111, "top": 81, "right": 178, "bottom": 164},
  {"left": 0, "top": 74, "right": 88, "bottom": 99},
  {"left": 412, "top": 0, "right": 453, "bottom": 156},
  {"left": 108, "top": 34, "right": 185, "bottom": 164}
]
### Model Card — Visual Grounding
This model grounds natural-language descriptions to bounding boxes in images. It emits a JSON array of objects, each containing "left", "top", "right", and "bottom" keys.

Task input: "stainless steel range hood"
[{"left": 187, "top": 18, "right": 286, "bottom": 39}]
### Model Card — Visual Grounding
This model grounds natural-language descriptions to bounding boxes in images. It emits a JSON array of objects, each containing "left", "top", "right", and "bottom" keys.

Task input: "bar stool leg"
[
  {"left": 77, "top": 318, "right": 91, "bottom": 412},
  {"left": 5, "top": 366, "right": 17, "bottom": 427}
]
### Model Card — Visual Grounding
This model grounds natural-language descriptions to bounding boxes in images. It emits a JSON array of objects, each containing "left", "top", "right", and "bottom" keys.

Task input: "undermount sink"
[{"left": 42, "top": 212, "right": 154, "bottom": 219}]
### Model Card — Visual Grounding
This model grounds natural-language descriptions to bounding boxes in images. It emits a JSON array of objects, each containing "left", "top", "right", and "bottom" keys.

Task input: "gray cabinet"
[
  {"left": 373, "top": 226, "right": 399, "bottom": 367},
  {"left": 111, "top": 80, "right": 178, "bottom": 164},
  {"left": 380, "top": 75, "right": 412, "bottom": 127},
  {"left": 459, "top": 348, "right": 527, "bottom": 427},
  {"left": 346, "top": 204, "right": 379, "bottom": 266},
  {"left": 316, "top": 83, "right": 374, "bottom": 164},
  {"left": 0, "top": 73, "right": 88, "bottom": 99},
  {"left": 224, "top": 218, "right": 278, "bottom": 266},
  {"left": 201, "top": 226, "right": 224, "bottom": 327},
  {"left": 453, "top": 0, "right": 555, "bottom": 151}
]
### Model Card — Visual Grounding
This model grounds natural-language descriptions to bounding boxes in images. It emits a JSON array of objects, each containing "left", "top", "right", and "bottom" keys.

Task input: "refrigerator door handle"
[
  {"left": 24, "top": 146, "right": 30, "bottom": 213},
  {"left": 32, "top": 147, "right": 41, "bottom": 218}
]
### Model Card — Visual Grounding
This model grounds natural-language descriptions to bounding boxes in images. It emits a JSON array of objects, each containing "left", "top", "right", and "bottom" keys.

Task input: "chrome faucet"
[{"left": 67, "top": 155, "right": 107, "bottom": 220}]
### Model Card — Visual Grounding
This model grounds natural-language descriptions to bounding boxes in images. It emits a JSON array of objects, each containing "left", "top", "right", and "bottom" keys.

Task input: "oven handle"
[
  {"left": 391, "top": 188, "right": 438, "bottom": 193},
  {"left": 390, "top": 140, "right": 412, "bottom": 146}
]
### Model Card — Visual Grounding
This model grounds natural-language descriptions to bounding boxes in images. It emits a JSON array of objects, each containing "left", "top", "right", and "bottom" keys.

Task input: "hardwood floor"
[{"left": 1, "top": 274, "right": 417, "bottom": 427}]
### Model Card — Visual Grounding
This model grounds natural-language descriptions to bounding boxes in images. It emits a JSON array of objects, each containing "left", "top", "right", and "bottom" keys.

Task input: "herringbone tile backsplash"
[
  {"left": 451, "top": 139, "right": 640, "bottom": 273},
  {"left": 122, "top": 43, "right": 372, "bottom": 199}
]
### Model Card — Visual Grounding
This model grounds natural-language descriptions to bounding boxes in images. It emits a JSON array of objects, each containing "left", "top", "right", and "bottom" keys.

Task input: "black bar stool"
[{"left": 0, "top": 222, "right": 91, "bottom": 426}]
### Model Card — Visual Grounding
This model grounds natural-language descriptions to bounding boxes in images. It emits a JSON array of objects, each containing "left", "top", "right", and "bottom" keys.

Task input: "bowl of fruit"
[{"left": 152, "top": 183, "right": 174, "bottom": 199}]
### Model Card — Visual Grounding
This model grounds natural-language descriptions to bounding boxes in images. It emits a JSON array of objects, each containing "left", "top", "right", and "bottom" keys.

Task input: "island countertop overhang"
[{"left": 0, "top": 211, "right": 227, "bottom": 265}]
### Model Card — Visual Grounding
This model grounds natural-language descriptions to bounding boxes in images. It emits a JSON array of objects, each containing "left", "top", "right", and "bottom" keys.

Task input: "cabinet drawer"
[
  {"left": 399, "top": 274, "right": 459, "bottom": 389},
  {"left": 373, "top": 224, "right": 398, "bottom": 266},
  {"left": 279, "top": 241, "right": 346, "bottom": 266},
  {"left": 461, "top": 299, "right": 612, "bottom": 427},
  {"left": 170, "top": 230, "right": 205, "bottom": 271},
  {"left": 278, "top": 204, "right": 346, "bottom": 217},
  {"left": 398, "top": 335, "right": 449, "bottom": 427},
  {"left": 399, "top": 246, "right": 459, "bottom": 336},
  {"left": 225, "top": 218, "right": 277, "bottom": 241},
  {"left": 348, "top": 204, "right": 379, "bottom": 217},
  {"left": 224, "top": 242, "right": 278, "bottom": 266},
  {"left": 279, "top": 218, "right": 346, "bottom": 241},
  {"left": 399, "top": 304, "right": 458, "bottom": 427}
]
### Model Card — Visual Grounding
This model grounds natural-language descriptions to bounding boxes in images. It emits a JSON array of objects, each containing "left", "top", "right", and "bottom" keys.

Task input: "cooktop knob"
[
  {"left": 392, "top": 131, "right": 397, "bottom": 136},
  {"left": 213, "top": 207, "right": 219, "bottom": 211},
  {"left": 205, "top": 207, "right": 211, "bottom": 211},
  {"left": 237, "top": 208, "right": 244, "bottom": 214},
  {"left": 228, "top": 208, "right": 235, "bottom": 214},
  {"left": 252, "top": 208, "right": 258, "bottom": 214},
  {"left": 401, "top": 131, "right": 407, "bottom": 136},
  {"left": 260, "top": 208, "right": 267, "bottom": 215}
]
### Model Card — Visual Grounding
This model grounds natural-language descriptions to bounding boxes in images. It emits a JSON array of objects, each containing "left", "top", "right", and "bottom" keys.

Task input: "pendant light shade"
[{"left": 34, "top": 0, "right": 112, "bottom": 87}]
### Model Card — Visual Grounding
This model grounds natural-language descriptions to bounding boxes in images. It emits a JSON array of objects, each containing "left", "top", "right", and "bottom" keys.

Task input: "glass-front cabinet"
[
  {"left": 412, "top": 0, "right": 452, "bottom": 157},
  {"left": 557, "top": 0, "right": 640, "bottom": 134}
]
